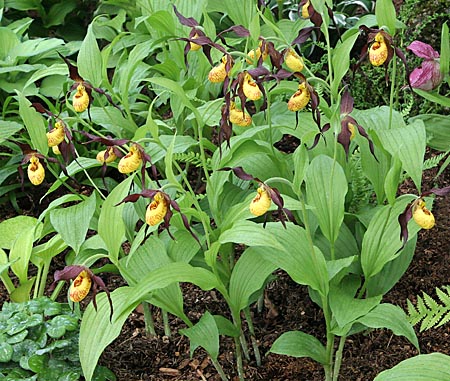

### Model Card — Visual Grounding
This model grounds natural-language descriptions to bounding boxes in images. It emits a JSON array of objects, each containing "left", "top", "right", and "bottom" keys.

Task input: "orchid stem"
[
  {"left": 211, "top": 357, "right": 229, "bottom": 381},
  {"left": 162, "top": 309, "right": 171, "bottom": 337},
  {"left": 142, "top": 302, "right": 156, "bottom": 336}
]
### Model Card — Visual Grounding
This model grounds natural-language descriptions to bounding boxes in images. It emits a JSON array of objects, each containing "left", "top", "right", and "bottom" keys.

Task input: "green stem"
[
  {"left": 162, "top": 309, "right": 171, "bottom": 337},
  {"left": 244, "top": 307, "right": 261, "bottom": 366},
  {"left": 142, "top": 302, "right": 156, "bottom": 336},
  {"left": 210, "top": 357, "right": 229, "bottom": 381},
  {"left": 0, "top": 274, "right": 15, "bottom": 295},
  {"left": 332, "top": 335, "right": 346, "bottom": 381},
  {"left": 323, "top": 298, "right": 335, "bottom": 381},
  {"left": 239, "top": 332, "right": 251, "bottom": 361},
  {"left": 388, "top": 52, "right": 397, "bottom": 130},
  {"left": 234, "top": 335, "right": 245, "bottom": 381},
  {"left": 265, "top": 86, "right": 275, "bottom": 155},
  {"left": 38, "top": 260, "right": 51, "bottom": 297},
  {"left": 33, "top": 265, "right": 42, "bottom": 299},
  {"left": 50, "top": 281, "right": 64, "bottom": 301}
]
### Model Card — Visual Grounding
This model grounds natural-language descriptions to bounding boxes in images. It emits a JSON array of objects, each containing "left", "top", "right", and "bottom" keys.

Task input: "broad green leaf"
[
  {"left": 374, "top": 353, "right": 450, "bottom": 381},
  {"left": 50, "top": 193, "right": 96, "bottom": 255},
  {"left": 292, "top": 143, "right": 309, "bottom": 193},
  {"left": 377, "top": 120, "right": 426, "bottom": 193},
  {"left": 219, "top": 220, "right": 286, "bottom": 252},
  {"left": 269, "top": 331, "right": 327, "bottom": 365},
  {"left": 413, "top": 89, "right": 450, "bottom": 107},
  {"left": 410, "top": 114, "right": 450, "bottom": 152},
  {"left": 23, "top": 63, "right": 68, "bottom": 90},
  {"left": 17, "top": 91, "right": 48, "bottom": 155},
  {"left": 0, "top": 216, "right": 38, "bottom": 249},
  {"left": 78, "top": 23, "right": 102, "bottom": 87},
  {"left": 10, "top": 277, "right": 35, "bottom": 302},
  {"left": 0, "top": 27, "right": 19, "bottom": 60},
  {"left": 9, "top": 38, "right": 64, "bottom": 61},
  {"left": 357, "top": 303, "right": 419, "bottom": 350},
  {"left": 361, "top": 197, "right": 414, "bottom": 279},
  {"left": 98, "top": 176, "right": 134, "bottom": 265},
  {"left": 306, "top": 155, "right": 347, "bottom": 245},
  {"left": 254, "top": 223, "right": 329, "bottom": 296},
  {"left": 31, "top": 234, "right": 68, "bottom": 267},
  {"left": 0, "top": 120, "right": 22, "bottom": 143},
  {"left": 167, "top": 230, "right": 200, "bottom": 263},
  {"left": 440, "top": 22, "right": 449, "bottom": 79},
  {"left": 229, "top": 247, "right": 277, "bottom": 316},
  {"left": 384, "top": 156, "right": 402, "bottom": 205},
  {"left": 164, "top": 134, "right": 178, "bottom": 186},
  {"left": 80, "top": 287, "right": 137, "bottom": 381},
  {"left": 375, "top": 0, "right": 397, "bottom": 35},
  {"left": 331, "top": 30, "right": 359, "bottom": 97},
  {"left": 9, "top": 225, "right": 38, "bottom": 283},
  {"left": 180, "top": 311, "right": 220, "bottom": 359}
]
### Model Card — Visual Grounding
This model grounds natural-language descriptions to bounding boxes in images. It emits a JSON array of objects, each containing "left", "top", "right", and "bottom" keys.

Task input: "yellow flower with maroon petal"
[
  {"left": 250, "top": 186, "right": 272, "bottom": 216},
  {"left": 96, "top": 147, "right": 117, "bottom": 164},
  {"left": 412, "top": 199, "right": 435, "bottom": 229},
  {"left": 285, "top": 49, "right": 304, "bottom": 72},
  {"left": 190, "top": 33, "right": 202, "bottom": 51},
  {"left": 242, "top": 72, "right": 262, "bottom": 101},
  {"left": 288, "top": 82, "right": 310, "bottom": 111},
  {"left": 145, "top": 192, "right": 169, "bottom": 226},
  {"left": 301, "top": 0, "right": 311, "bottom": 18},
  {"left": 118, "top": 144, "right": 142, "bottom": 173},
  {"left": 229, "top": 102, "right": 252, "bottom": 127},
  {"left": 52, "top": 145, "right": 61, "bottom": 155},
  {"left": 208, "top": 56, "right": 228, "bottom": 83},
  {"left": 47, "top": 120, "right": 65, "bottom": 147},
  {"left": 369, "top": 32, "right": 389, "bottom": 67},
  {"left": 69, "top": 270, "right": 92, "bottom": 302},
  {"left": 348, "top": 122, "right": 356, "bottom": 141},
  {"left": 246, "top": 42, "right": 268, "bottom": 65},
  {"left": 73, "top": 84, "right": 90, "bottom": 112},
  {"left": 27, "top": 155, "right": 45, "bottom": 185}
]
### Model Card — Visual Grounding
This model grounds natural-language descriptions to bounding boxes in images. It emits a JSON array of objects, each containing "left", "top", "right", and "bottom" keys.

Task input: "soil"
[{"left": 1, "top": 151, "right": 448, "bottom": 381}]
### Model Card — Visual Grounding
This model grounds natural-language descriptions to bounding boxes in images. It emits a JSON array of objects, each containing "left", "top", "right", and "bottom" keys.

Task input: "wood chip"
[{"left": 159, "top": 367, "right": 181, "bottom": 376}]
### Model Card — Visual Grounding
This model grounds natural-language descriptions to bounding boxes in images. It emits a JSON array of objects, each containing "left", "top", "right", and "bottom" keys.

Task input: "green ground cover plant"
[{"left": 1, "top": 0, "right": 450, "bottom": 380}]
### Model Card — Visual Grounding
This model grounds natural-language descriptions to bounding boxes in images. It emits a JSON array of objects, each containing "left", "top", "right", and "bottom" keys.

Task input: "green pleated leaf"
[
  {"left": 361, "top": 196, "right": 416, "bottom": 279},
  {"left": 50, "top": 193, "right": 96, "bottom": 255},
  {"left": 306, "top": 155, "right": 347, "bottom": 245},
  {"left": 10, "top": 224, "right": 41, "bottom": 283},
  {"left": 0, "top": 120, "right": 23, "bottom": 143},
  {"left": 98, "top": 175, "right": 134, "bottom": 265},
  {"left": 78, "top": 23, "right": 102, "bottom": 87},
  {"left": 219, "top": 220, "right": 286, "bottom": 252},
  {"left": 375, "top": 0, "right": 397, "bottom": 35},
  {"left": 384, "top": 156, "right": 402, "bottom": 205},
  {"left": 269, "top": 331, "right": 327, "bottom": 365},
  {"left": 413, "top": 88, "right": 450, "bottom": 108},
  {"left": 292, "top": 143, "right": 309, "bottom": 192},
  {"left": 229, "top": 247, "right": 277, "bottom": 316},
  {"left": 357, "top": 303, "right": 419, "bottom": 350},
  {"left": 17, "top": 91, "right": 48, "bottom": 155},
  {"left": 377, "top": 120, "right": 426, "bottom": 193},
  {"left": 0, "top": 216, "right": 38, "bottom": 249},
  {"left": 180, "top": 311, "right": 220, "bottom": 360},
  {"left": 440, "top": 22, "right": 449, "bottom": 79},
  {"left": 374, "top": 353, "right": 450, "bottom": 381},
  {"left": 409, "top": 114, "right": 450, "bottom": 151}
]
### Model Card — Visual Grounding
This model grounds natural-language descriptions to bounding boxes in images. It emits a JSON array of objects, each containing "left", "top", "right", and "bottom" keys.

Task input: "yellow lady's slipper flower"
[
  {"left": 69, "top": 270, "right": 92, "bottom": 302},
  {"left": 47, "top": 120, "right": 65, "bottom": 147},
  {"left": 118, "top": 144, "right": 142, "bottom": 173},
  {"left": 145, "top": 192, "right": 168, "bottom": 226},
  {"left": 96, "top": 147, "right": 117, "bottom": 164},
  {"left": 413, "top": 199, "right": 435, "bottom": 229},
  {"left": 348, "top": 122, "right": 356, "bottom": 141},
  {"left": 229, "top": 102, "right": 252, "bottom": 127},
  {"left": 27, "top": 155, "right": 45, "bottom": 185},
  {"left": 208, "top": 56, "right": 228, "bottom": 83},
  {"left": 190, "top": 33, "right": 202, "bottom": 51},
  {"left": 242, "top": 72, "right": 262, "bottom": 101},
  {"left": 246, "top": 42, "right": 268, "bottom": 65},
  {"left": 285, "top": 49, "right": 304, "bottom": 72},
  {"left": 250, "top": 186, "right": 272, "bottom": 216},
  {"left": 301, "top": 0, "right": 311, "bottom": 18},
  {"left": 369, "top": 32, "right": 389, "bottom": 67},
  {"left": 288, "top": 82, "right": 310, "bottom": 111},
  {"left": 73, "top": 84, "right": 90, "bottom": 112}
]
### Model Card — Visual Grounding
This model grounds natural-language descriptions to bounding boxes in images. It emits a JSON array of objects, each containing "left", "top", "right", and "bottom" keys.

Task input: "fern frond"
[
  {"left": 173, "top": 151, "right": 212, "bottom": 170},
  {"left": 401, "top": 92, "right": 414, "bottom": 118},
  {"left": 423, "top": 151, "right": 449, "bottom": 171},
  {"left": 407, "top": 286, "right": 450, "bottom": 332}
]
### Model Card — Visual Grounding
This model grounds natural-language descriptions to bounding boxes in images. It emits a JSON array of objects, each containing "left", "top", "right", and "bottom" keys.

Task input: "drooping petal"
[{"left": 407, "top": 41, "right": 440, "bottom": 59}]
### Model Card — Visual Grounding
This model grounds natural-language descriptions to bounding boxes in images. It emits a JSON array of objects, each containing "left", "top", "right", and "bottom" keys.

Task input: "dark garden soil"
[{"left": 1, "top": 151, "right": 448, "bottom": 381}]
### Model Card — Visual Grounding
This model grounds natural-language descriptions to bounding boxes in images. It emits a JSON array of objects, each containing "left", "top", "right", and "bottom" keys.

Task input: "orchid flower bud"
[
  {"left": 69, "top": 270, "right": 92, "bottom": 302},
  {"left": 285, "top": 49, "right": 304, "bottom": 72},
  {"left": 288, "top": 82, "right": 310, "bottom": 111},
  {"left": 27, "top": 155, "right": 45, "bottom": 185},
  {"left": 145, "top": 192, "right": 168, "bottom": 226},
  {"left": 369, "top": 32, "right": 389, "bottom": 66},
  {"left": 47, "top": 120, "right": 65, "bottom": 147},
  {"left": 72, "top": 84, "right": 90, "bottom": 112},
  {"left": 229, "top": 102, "right": 252, "bottom": 126},
  {"left": 250, "top": 186, "right": 272, "bottom": 216},
  {"left": 413, "top": 199, "right": 435, "bottom": 229},
  {"left": 118, "top": 144, "right": 142, "bottom": 173},
  {"left": 242, "top": 72, "right": 262, "bottom": 100}
]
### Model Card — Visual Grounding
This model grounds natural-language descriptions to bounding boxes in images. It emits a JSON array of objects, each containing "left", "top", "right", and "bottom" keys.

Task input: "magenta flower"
[{"left": 407, "top": 41, "right": 443, "bottom": 91}]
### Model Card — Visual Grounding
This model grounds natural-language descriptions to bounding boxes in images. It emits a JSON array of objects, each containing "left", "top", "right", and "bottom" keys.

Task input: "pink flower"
[{"left": 407, "top": 41, "right": 443, "bottom": 91}]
